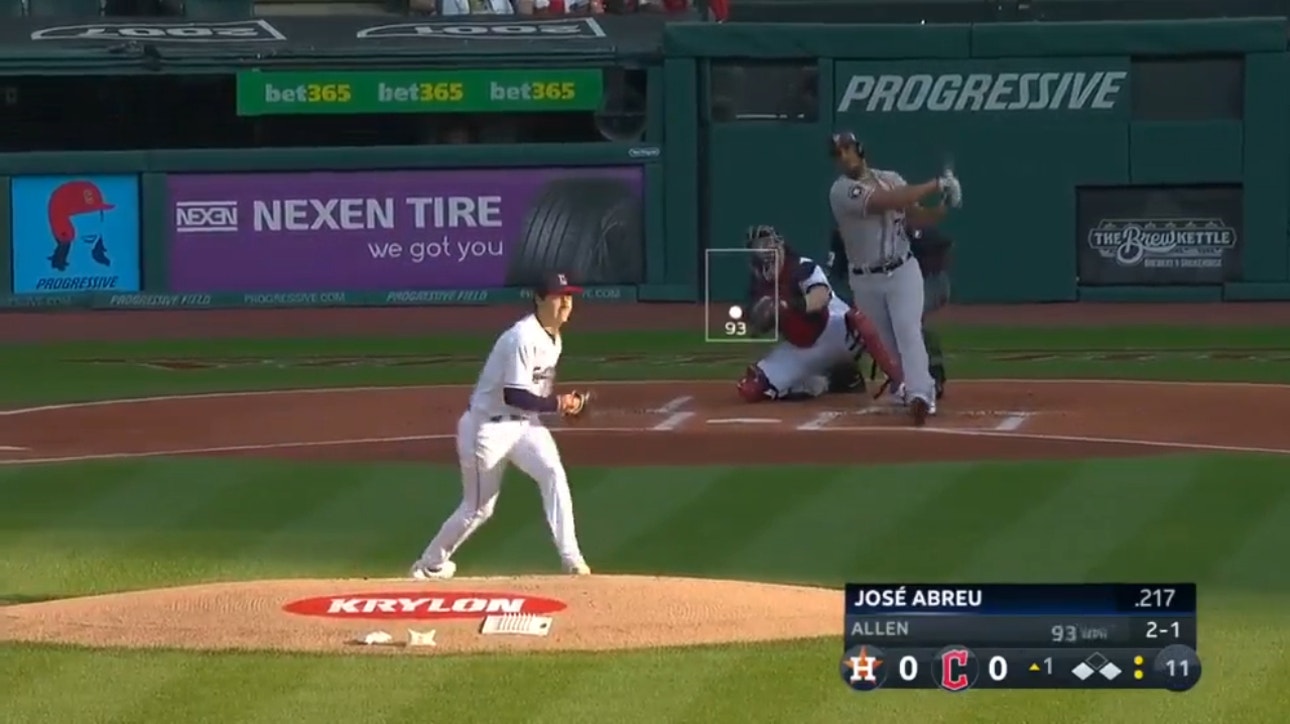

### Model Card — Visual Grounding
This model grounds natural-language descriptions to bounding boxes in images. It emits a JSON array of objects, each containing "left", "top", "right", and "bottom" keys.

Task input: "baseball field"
[{"left": 3, "top": 302, "right": 1290, "bottom": 723}]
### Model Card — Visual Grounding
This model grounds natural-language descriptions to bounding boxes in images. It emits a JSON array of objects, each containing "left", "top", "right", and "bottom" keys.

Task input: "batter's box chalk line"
[{"left": 848, "top": 407, "right": 1033, "bottom": 419}]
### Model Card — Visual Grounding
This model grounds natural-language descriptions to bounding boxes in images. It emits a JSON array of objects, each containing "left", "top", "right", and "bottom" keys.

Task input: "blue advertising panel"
[{"left": 10, "top": 175, "right": 141, "bottom": 294}]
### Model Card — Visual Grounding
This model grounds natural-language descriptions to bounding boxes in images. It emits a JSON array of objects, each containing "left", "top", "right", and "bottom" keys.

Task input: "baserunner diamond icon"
[
  {"left": 1085, "top": 652, "right": 1109, "bottom": 670},
  {"left": 1071, "top": 662, "right": 1095, "bottom": 680},
  {"left": 1099, "top": 662, "right": 1122, "bottom": 680}
]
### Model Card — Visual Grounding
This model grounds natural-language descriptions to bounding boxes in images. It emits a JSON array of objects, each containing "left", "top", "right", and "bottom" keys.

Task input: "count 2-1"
[
  {"left": 1136, "top": 587, "right": 1175, "bottom": 608},
  {"left": 1146, "top": 621, "right": 1181, "bottom": 639}
]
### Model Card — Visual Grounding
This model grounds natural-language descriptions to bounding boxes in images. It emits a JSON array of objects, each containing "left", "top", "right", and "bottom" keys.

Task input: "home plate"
[{"left": 706, "top": 418, "right": 782, "bottom": 424}]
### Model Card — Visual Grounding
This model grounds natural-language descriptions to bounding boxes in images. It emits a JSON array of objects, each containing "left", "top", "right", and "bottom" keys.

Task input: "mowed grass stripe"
[
  {"left": 107, "top": 651, "right": 339, "bottom": 724},
  {"left": 1084, "top": 455, "right": 1290, "bottom": 586},
  {"left": 226, "top": 463, "right": 460, "bottom": 580},
  {"left": 606, "top": 468, "right": 843, "bottom": 578},
  {"left": 101, "top": 459, "right": 379, "bottom": 586},
  {"left": 0, "top": 647, "right": 192, "bottom": 724},
  {"left": 679, "top": 639, "right": 850, "bottom": 723},
  {"left": 0, "top": 463, "right": 133, "bottom": 525},
  {"left": 733, "top": 464, "right": 966, "bottom": 586},
  {"left": 1217, "top": 477, "right": 1290, "bottom": 591},
  {"left": 952, "top": 456, "right": 1201, "bottom": 581},
  {"left": 234, "top": 656, "right": 456, "bottom": 724},
  {"left": 857, "top": 461, "right": 1076, "bottom": 580},
  {"left": 523, "top": 649, "right": 726, "bottom": 723},
  {"left": 0, "top": 461, "right": 254, "bottom": 596},
  {"left": 479, "top": 467, "right": 726, "bottom": 575}
]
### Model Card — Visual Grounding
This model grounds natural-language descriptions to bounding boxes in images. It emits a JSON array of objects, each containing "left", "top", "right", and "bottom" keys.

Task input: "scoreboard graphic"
[{"left": 839, "top": 583, "right": 1200, "bottom": 692}]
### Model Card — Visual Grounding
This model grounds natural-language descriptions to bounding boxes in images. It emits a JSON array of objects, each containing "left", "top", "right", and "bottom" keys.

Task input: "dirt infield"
[
  {"left": 1, "top": 379, "right": 1287, "bottom": 466},
  {"left": 2, "top": 377, "right": 1287, "bottom": 655}
]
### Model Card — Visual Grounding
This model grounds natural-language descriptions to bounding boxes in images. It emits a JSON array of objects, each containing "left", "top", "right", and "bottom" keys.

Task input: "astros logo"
[{"left": 840, "top": 644, "right": 888, "bottom": 691}]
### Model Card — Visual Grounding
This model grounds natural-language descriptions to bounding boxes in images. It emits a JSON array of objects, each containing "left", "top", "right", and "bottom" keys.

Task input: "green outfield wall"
[{"left": 3, "top": 16, "right": 1290, "bottom": 308}]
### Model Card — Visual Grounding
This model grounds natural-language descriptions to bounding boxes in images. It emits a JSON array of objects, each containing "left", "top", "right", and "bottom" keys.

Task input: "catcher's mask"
[
  {"left": 746, "top": 224, "right": 784, "bottom": 282},
  {"left": 829, "top": 131, "right": 865, "bottom": 160}
]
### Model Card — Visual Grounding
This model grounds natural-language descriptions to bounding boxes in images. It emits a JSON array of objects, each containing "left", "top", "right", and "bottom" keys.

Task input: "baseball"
[{"left": 728, "top": 305, "right": 743, "bottom": 321}]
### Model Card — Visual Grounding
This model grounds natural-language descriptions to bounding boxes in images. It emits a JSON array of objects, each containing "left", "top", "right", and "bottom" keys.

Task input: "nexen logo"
[
  {"left": 836, "top": 72, "right": 1127, "bottom": 113},
  {"left": 175, "top": 201, "right": 239, "bottom": 233},
  {"left": 283, "top": 591, "right": 568, "bottom": 620}
]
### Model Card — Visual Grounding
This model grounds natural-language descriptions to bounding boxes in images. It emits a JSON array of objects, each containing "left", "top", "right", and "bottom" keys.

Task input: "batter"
[
  {"left": 410, "top": 273, "right": 592, "bottom": 580},
  {"left": 736, "top": 225, "right": 903, "bottom": 403},
  {"left": 827, "top": 131, "right": 961, "bottom": 424}
]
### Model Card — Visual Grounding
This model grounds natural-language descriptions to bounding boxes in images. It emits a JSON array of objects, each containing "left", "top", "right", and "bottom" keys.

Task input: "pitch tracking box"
[{"left": 704, "top": 248, "right": 778, "bottom": 343}]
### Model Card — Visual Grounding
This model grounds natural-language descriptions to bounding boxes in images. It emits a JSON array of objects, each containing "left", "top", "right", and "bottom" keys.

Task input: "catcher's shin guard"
[
  {"left": 845, "top": 310, "right": 903, "bottom": 387},
  {"left": 736, "top": 364, "right": 775, "bottom": 402}
]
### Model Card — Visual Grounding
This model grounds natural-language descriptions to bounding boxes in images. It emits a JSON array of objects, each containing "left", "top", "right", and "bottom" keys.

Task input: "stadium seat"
[
  {"left": 183, "top": 0, "right": 254, "bottom": 18},
  {"left": 27, "top": 0, "right": 102, "bottom": 15}
]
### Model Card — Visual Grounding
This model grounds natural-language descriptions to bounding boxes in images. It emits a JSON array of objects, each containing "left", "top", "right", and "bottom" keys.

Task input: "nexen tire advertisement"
[
  {"left": 506, "top": 177, "right": 643, "bottom": 287},
  {"left": 165, "top": 167, "right": 645, "bottom": 293}
]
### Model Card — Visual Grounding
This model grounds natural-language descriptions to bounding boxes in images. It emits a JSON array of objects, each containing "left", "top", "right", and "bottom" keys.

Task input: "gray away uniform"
[{"left": 828, "top": 169, "right": 936, "bottom": 404}]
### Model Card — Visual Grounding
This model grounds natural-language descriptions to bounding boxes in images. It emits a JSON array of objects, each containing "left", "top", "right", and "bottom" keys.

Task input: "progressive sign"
[
  {"left": 835, "top": 59, "right": 1130, "bottom": 114},
  {"left": 236, "top": 68, "right": 603, "bottom": 116}
]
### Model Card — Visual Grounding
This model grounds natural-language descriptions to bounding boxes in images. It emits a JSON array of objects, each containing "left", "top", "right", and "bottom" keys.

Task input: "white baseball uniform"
[
  {"left": 415, "top": 313, "right": 585, "bottom": 571},
  {"left": 755, "top": 257, "right": 862, "bottom": 398}
]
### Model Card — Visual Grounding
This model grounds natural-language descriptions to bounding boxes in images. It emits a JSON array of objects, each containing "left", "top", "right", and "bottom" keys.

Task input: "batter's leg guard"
[
  {"left": 924, "top": 325, "right": 946, "bottom": 400},
  {"left": 736, "top": 364, "right": 776, "bottom": 403},
  {"left": 846, "top": 310, "right": 903, "bottom": 388}
]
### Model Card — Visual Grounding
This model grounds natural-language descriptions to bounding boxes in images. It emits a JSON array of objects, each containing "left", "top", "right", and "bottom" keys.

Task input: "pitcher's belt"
[
  {"left": 467, "top": 409, "right": 527, "bottom": 423},
  {"left": 852, "top": 252, "right": 911, "bottom": 276}
]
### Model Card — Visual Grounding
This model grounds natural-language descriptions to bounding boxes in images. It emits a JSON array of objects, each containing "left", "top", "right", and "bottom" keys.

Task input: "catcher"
[
  {"left": 829, "top": 218, "right": 954, "bottom": 399},
  {"left": 736, "top": 225, "right": 904, "bottom": 402},
  {"left": 409, "top": 272, "right": 592, "bottom": 580}
]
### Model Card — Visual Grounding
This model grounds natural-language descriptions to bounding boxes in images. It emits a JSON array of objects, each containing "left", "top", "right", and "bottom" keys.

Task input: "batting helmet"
[{"left": 829, "top": 131, "right": 864, "bottom": 159}]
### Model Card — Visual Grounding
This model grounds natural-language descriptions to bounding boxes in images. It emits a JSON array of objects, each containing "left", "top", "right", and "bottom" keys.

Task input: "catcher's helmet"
[
  {"left": 829, "top": 131, "right": 864, "bottom": 159},
  {"left": 745, "top": 224, "right": 784, "bottom": 281}
]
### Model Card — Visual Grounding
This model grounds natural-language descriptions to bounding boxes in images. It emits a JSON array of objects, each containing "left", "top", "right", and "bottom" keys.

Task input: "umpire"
[{"left": 829, "top": 224, "right": 951, "bottom": 398}]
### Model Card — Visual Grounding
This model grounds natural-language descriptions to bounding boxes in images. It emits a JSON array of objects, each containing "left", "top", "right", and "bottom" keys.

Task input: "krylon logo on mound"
[
  {"left": 836, "top": 71, "right": 1127, "bottom": 113},
  {"left": 356, "top": 18, "right": 605, "bottom": 40},
  {"left": 31, "top": 20, "right": 286, "bottom": 42},
  {"left": 283, "top": 592, "right": 568, "bottom": 620},
  {"left": 1087, "top": 218, "right": 1237, "bottom": 268}
]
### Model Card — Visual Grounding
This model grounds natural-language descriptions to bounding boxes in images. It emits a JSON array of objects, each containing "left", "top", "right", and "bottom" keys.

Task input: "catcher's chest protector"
[{"left": 752, "top": 262, "right": 828, "bottom": 348}]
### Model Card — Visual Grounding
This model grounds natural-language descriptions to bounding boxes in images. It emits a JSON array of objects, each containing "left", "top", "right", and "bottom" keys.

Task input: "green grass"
[
  {"left": 3, "top": 324, "right": 1290, "bottom": 721},
  {"left": 4, "top": 323, "right": 1290, "bottom": 405}
]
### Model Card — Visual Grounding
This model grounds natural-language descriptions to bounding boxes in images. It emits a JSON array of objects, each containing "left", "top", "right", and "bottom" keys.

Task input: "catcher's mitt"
[
  {"left": 563, "top": 390, "right": 592, "bottom": 417},
  {"left": 748, "top": 296, "right": 777, "bottom": 334}
]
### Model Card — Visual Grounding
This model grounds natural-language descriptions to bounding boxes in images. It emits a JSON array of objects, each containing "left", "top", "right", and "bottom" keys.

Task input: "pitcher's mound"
[{"left": 1, "top": 575, "right": 837, "bottom": 654}]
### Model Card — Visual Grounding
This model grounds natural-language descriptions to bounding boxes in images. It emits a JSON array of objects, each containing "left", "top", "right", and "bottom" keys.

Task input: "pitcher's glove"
[
  {"left": 561, "top": 390, "right": 592, "bottom": 418},
  {"left": 748, "top": 295, "right": 777, "bottom": 335}
]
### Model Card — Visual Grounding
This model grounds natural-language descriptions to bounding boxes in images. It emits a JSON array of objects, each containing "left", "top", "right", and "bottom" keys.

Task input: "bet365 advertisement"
[{"left": 9, "top": 175, "right": 142, "bottom": 294}]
